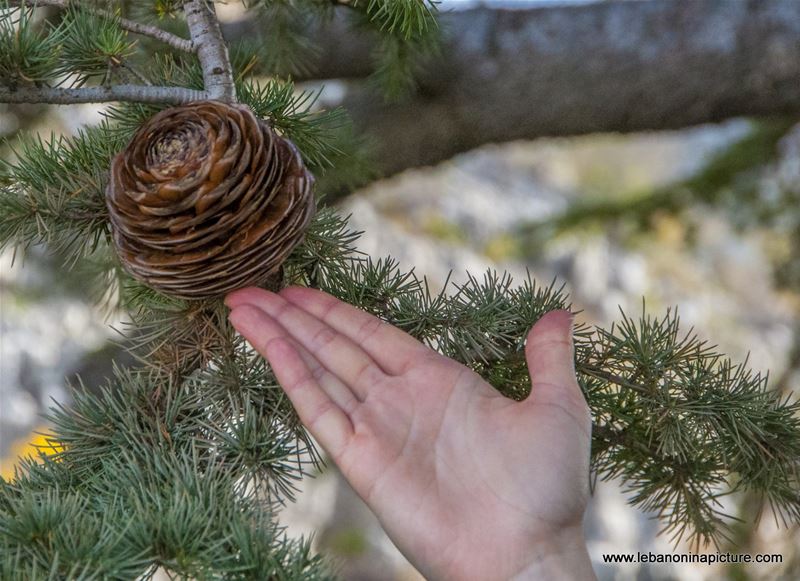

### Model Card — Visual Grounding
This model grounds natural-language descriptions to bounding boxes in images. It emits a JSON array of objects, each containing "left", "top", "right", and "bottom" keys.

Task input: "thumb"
[{"left": 524, "top": 310, "right": 586, "bottom": 407}]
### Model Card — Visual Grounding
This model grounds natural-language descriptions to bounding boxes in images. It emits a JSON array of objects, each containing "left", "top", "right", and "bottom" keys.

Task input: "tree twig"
[
  {"left": 120, "top": 62, "right": 153, "bottom": 87},
  {"left": 7, "top": 0, "right": 195, "bottom": 53},
  {"left": 183, "top": 0, "right": 235, "bottom": 103},
  {"left": 577, "top": 363, "right": 652, "bottom": 395},
  {"left": 106, "top": 12, "right": 195, "bottom": 54},
  {"left": 0, "top": 85, "right": 207, "bottom": 105}
]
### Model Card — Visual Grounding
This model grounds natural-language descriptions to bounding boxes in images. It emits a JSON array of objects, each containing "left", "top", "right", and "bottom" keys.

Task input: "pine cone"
[{"left": 106, "top": 101, "right": 314, "bottom": 299}]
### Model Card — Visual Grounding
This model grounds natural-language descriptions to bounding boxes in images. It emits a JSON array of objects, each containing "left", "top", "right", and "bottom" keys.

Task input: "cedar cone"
[{"left": 106, "top": 101, "right": 314, "bottom": 299}]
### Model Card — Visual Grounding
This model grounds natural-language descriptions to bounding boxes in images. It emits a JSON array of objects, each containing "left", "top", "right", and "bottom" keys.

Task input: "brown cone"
[{"left": 106, "top": 100, "right": 315, "bottom": 299}]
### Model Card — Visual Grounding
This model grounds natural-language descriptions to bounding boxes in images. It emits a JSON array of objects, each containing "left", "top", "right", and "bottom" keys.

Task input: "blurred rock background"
[{"left": 2, "top": 0, "right": 800, "bottom": 579}]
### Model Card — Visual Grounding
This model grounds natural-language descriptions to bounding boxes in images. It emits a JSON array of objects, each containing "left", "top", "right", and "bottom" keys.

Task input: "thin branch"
[
  {"left": 120, "top": 62, "right": 153, "bottom": 87},
  {"left": 8, "top": 0, "right": 195, "bottom": 53},
  {"left": 578, "top": 363, "right": 651, "bottom": 395},
  {"left": 108, "top": 12, "right": 195, "bottom": 54},
  {"left": 183, "top": 0, "right": 235, "bottom": 103},
  {"left": 0, "top": 85, "right": 207, "bottom": 105},
  {"left": 591, "top": 423, "right": 656, "bottom": 459}
]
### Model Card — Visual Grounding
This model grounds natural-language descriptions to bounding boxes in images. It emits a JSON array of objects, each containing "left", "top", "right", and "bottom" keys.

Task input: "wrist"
[{"left": 510, "top": 526, "right": 596, "bottom": 581}]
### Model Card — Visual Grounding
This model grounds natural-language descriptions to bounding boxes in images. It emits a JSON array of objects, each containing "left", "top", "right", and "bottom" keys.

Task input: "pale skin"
[{"left": 226, "top": 286, "right": 596, "bottom": 581}]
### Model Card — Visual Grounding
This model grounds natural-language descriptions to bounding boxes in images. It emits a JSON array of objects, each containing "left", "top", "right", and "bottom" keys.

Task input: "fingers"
[
  {"left": 264, "top": 336, "right": 354, "bottom": 458},
  {"left": 226, "top": 288, "right": 385, "bottom": 399},
  {"left": 290, "top": 337, "right": 361, "bottom": 413},
  {"left": 278, "top": 286, "right": 429, "bottom": 376},
  {"left": 230, "top": 304, "right": 361, "bottom": 410},
  {"left": 524, "top": 310, "right": 589, "bottom": 418},
  {"left": 229, "top": 306, "right": 354, "bottom": 458}
]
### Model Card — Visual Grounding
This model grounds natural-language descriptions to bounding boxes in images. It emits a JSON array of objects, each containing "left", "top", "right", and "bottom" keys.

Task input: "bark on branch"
[
  {"left": 0, "top": 85, "right": 207, "bottom": 105},
  {"left": 184, "top": 0, "right": 236, "bottom": 103},
  {"left": 224, "top": 0, "right": 800, "bottom": 177}
]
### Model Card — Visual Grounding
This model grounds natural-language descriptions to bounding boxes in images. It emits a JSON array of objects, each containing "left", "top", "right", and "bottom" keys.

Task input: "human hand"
[{"left": 226, "top": 286, "right": 595, "bottom": 581}]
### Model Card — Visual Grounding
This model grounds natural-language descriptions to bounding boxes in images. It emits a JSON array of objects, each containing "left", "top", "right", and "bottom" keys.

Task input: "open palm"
[{"left": 227, "top": 286, "right": 595, "bottom": 581}]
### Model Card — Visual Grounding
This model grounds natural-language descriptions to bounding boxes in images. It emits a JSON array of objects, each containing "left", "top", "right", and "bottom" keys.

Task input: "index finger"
[{"left": 279, "top": 286, "right": 429, "bottom": 376}]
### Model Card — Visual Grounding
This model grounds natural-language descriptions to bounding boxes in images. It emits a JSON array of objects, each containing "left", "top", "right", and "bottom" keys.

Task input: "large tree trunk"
[{"left": 224, "top": 0, "right": 800, "bottom": 178}]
